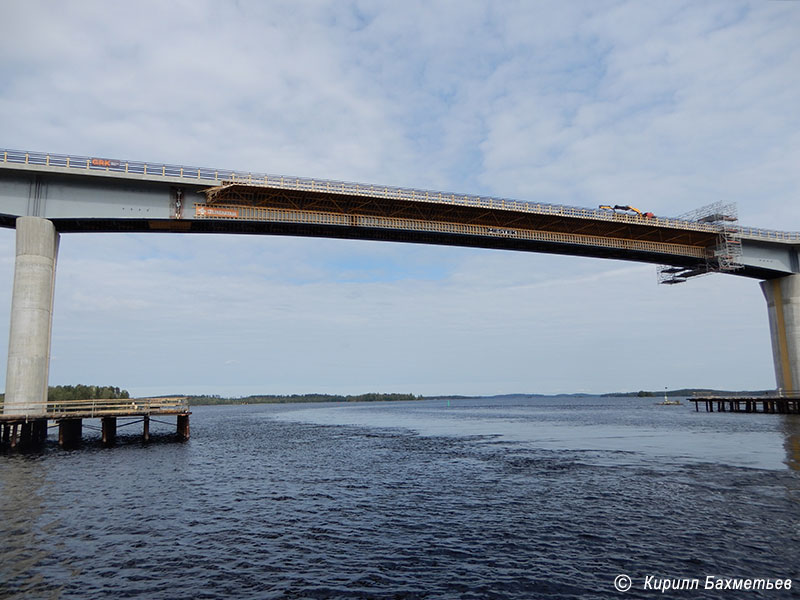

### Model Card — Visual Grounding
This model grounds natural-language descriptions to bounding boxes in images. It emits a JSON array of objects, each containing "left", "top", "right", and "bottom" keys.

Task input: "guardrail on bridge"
[{"left": 5, "top": 147, "right": 798, "bottom": 242}]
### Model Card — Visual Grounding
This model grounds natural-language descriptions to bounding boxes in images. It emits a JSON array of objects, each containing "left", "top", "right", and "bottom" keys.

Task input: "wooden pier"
[
  {"left": 0, "top": 397, "right": 190, "bottom": 450},
  {"left": 691, "top": 395, "right": 800, "bottom": 415}
]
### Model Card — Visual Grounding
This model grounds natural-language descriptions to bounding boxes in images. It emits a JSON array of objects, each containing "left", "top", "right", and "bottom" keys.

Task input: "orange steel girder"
[{"left": 202, "top": 183, "right": 720, "bottom": 252}]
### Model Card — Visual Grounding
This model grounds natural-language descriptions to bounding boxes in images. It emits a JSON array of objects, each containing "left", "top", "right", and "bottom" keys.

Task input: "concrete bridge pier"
[
  {"left": 4, "top": 216, "right": 59, "bottom": 417},
  {"left": 761, "top": 275, "right": 800, "bottom": 393}
]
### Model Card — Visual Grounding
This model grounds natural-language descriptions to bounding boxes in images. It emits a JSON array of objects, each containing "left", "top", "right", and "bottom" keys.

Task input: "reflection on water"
[
  {"left": 0, "top": 456, "right": 64, "bottom": 599},
  {"left": 271, "top": 396, "right": 796, "bottom": 470},
  {"left": 1, "top": 396, "right": 799, "bottom": 599},
  {"left": 781, "top": 415, "right": 800, "bottom": 470}
]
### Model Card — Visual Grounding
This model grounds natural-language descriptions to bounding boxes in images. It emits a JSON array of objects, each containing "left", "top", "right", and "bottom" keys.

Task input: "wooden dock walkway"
[
  {"left": 0, "top": 397, "right": 190, "bottom": 449},
  {"left": 690, "top": 396, "right": 800, "bottom": 415}
]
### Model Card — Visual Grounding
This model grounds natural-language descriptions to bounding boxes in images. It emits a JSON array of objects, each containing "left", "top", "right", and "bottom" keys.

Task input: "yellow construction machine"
[{"left": 598, "top": 204, "right": 654, "bottom": 218}]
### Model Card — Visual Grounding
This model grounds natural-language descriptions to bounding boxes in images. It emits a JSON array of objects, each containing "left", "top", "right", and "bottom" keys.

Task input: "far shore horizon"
[
  {"left": 177, "top": 388, "right": 777, "bottom": 406},
  {"left": 0, "top": 387, "right": 779, "bottom": 407}
]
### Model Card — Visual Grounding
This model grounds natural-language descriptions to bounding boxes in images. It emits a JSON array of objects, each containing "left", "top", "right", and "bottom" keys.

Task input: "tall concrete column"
[
  {"left": 4, "top": 217, "right": 59, "bottom": 416},
  {"left": 761, "top": 274, "right": 800, "bottom": 393}
]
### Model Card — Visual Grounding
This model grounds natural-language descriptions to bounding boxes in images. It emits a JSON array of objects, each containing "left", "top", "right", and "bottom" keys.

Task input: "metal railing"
[
  {"left": 738, "top": 226, "right": 800, "bottom": 242},
  {"left": 689, "top": 391, "right": 800, "bottom": 399},
  {"left": 3, "top": 148, "right": 798, "bottom": 243},
  {"left": 0, "top": 396, "right": 189, "bottom": 420}
]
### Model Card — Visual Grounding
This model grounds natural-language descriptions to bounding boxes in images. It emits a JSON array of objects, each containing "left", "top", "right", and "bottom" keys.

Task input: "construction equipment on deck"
[{"left": 599, "top": 205, "right": 654, "bottom": 218}]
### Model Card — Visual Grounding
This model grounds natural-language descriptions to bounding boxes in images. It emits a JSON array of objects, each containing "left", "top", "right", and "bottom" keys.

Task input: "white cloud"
[{"left": 0, "top": 0, "right": 796, "bottom": 396}]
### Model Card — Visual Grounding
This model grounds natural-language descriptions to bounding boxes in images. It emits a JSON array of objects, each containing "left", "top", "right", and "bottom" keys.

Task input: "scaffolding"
[{"left": 657, "top": 201, "right": 743, "bottom": 284}]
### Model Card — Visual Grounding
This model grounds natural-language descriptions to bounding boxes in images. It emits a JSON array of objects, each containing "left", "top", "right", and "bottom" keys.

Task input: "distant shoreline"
[
  {"left": 187, "top": 393, "right": 421, "bottom": 406},
  {"left": 0, "top": 388, "right": 776, "bottom": 407},
  {"left": 185, "top": 388, "right": 774, "bottom": 406}
]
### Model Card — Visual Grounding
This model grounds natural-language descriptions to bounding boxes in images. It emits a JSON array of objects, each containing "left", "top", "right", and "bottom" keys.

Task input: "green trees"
[
  {"left": 188, "top": 393, "right": 420, "bottom": 405},
  {"left": 3, "top": 388, "right": 418, "bottom": 406},
  {"left": 47, "top": 385, "right": 130, "bottom": 402},
  {"left": 0, "top": 385, "right": 130, "bottom": 408}
]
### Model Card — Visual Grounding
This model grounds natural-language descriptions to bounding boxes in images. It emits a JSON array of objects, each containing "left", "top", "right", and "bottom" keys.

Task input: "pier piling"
[
  {"left": 101, "top": 417, "right": 117, "bottom": 447},
  {"left": 0, "top": 419, "right": 48, "bottom": 449},
  {"left": 59, "top": 419, "right": 82, "bottom": 448},
  {"left": 177, "top": 414, "right": 190, "bottom": 440}
]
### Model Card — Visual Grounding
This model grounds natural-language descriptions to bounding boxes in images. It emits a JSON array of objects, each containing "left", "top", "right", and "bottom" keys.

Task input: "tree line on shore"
[
  {"left": 0, "top": 386, "right": 775, "bottom": 407},
  {"left": 0, "top": 384, "right": 130, "bottom": 404},
  {"left": 188, "top": 393, "right": 420, "bottom": 405},
  {"left": 0, "top": 388, "right": 411, "bottom": 406}
]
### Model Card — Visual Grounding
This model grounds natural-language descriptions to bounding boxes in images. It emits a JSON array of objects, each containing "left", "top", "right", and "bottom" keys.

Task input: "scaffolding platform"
[{"left": 658, "top": 201, "right": 743, "bottom": 284}]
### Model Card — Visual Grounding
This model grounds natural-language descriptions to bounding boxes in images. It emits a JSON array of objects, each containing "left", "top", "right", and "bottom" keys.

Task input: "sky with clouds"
[{"left": 0, "top": 1, "right": 798, "bottom": 397}]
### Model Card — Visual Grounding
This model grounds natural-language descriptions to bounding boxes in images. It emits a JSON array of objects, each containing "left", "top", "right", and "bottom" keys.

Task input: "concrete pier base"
[
  {"left": 4, "top": 217, "right": 59, "bottom": 417},
  {"left": 761, "top": 275, "right": 800, "bottom": 393},
  {"left": 101, "top": 417, "right": 117, "bottom": 447},
  {"left": 58, "top": 419, "right": 82, "bottom": 448}
]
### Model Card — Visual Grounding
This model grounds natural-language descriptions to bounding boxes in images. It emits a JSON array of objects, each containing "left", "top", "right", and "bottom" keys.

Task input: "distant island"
[
  {"left": 604, "top": 388, "right": 773, "bottom": 398},
  {"left": 0, "top": 387, "right": 776, "bottom": 408}
]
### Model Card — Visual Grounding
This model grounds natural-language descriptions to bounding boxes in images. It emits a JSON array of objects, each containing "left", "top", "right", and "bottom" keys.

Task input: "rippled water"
[{"left": 2, "top": 396, "right": 800, "bottom": 599}]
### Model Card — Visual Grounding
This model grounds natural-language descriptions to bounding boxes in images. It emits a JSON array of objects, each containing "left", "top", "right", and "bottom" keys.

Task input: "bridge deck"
[
  {"left": 1, "top": 148, "right": 798, "bottom": 279},
  {"left": 4, "top": 148, "right": 799, "bottom": 244}
]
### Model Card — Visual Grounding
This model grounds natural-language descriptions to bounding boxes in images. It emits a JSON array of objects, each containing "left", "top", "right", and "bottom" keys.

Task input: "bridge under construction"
[{"left": 1, "top": 149, "right": 799, "bottom": 446}]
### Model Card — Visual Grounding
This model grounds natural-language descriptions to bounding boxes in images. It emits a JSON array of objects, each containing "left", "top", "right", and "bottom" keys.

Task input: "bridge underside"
[
  {"left": 204, "top": 183, "right": 720, "bottom": 247},
  {"left": 0, "top": 212, "right": 781, "bottom": 281},
  {"left": 2, "top": 211, "right": 714, "bottom": 272}
]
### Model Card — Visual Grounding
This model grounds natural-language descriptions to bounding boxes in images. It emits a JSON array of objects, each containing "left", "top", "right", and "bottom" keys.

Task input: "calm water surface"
[{"left": 2, "top": 396, "right": 800, "bottom": 599}]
